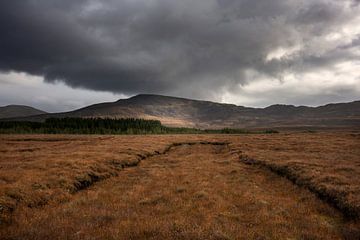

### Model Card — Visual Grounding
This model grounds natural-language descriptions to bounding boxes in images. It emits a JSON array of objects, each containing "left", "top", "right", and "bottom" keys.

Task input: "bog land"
[{"left": 0, "top": 132, "right": 359, "bottom": 239}]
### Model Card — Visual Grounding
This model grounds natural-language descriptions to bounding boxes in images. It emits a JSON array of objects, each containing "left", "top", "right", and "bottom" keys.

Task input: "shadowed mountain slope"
[
  {"left": 2, "top": 94, "right": 360, "bottom": 129},
  {"left": 0, "top": 105, "right": 47, "bottom": 119}
]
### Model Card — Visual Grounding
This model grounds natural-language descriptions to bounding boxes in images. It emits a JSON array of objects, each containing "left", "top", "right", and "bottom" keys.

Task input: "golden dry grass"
[
  {"left": 0, "top": 135, "right": 226, "bottom": 223},
  {"left": 0, "top": 132, "right": 359, "bottom": 239},
  {"left": 231, "top": 132, "right": 360, "bottom": 219}
]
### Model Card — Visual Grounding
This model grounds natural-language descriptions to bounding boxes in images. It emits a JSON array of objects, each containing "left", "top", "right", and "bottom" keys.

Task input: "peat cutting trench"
[{"left": 2, "top": 142, "right": 358, "bottom": 239}]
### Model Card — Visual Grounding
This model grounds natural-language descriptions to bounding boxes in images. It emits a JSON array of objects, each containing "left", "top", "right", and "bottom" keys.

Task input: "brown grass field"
[{"left": 0, "top": 132, "right": 359, "bottom": 239}]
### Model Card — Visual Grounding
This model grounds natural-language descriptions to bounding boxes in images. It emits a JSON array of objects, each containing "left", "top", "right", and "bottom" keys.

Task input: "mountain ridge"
[
  {"left": 0, "top": 105, "right": 47, "bottom": 119},
  {"left": 1, "top": 94, "right": 360, "bottom": 129}
]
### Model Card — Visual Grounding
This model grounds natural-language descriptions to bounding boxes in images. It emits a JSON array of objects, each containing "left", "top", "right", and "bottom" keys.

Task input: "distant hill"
[
  {"left": 0, "top": 105, "right": 47, "bottom": 119},
  {"left": 2, "top": 94, "right": 360, "bottom": 129}
]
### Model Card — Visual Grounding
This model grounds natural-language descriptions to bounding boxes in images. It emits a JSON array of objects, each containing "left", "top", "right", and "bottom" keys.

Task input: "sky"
[{"left": 0, "top": 0, "right": 360, "bottom": 112}]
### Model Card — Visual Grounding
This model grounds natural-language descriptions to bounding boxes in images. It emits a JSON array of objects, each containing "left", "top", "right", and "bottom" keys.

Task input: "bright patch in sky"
[
  {"left": 0, "top": 72, "right": 126, "bottom": 112},
  {"left": 0, "top": 1, "right": 360, "bottom": 110}
]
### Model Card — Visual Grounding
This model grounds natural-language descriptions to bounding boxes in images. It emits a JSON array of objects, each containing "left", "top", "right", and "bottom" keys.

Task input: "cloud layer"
[{"left": 0, "top": 0, "right": 360, "bottom": 107}]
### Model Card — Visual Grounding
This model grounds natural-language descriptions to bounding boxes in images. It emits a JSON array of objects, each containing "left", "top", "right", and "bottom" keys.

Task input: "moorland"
[{"left": 0, "top": 131, "right": 359, "bottom": 239}]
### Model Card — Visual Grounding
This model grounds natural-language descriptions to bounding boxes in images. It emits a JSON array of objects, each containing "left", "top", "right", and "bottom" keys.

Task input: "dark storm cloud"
[{"left": 0, "top": 0, "right": 359, "bottom": 99}]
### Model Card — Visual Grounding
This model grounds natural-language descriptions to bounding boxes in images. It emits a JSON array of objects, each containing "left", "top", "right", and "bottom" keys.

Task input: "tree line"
[{"left": 0, "top": 118, "right": 278, "bottom": 134}]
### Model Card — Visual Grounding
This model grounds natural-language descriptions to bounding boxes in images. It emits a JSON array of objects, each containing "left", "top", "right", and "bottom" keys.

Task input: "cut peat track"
[
  {"left": 73, "top": 141, "right": 230, "bottom": 192},
  {"left": 2, "top": 141, "right": 353, "bottom": 239},
  {"left": 238, "top": 154, "right": 360, "bottom": 220},
  {"left": 0, "top": 141, "right": 230, "bottom": 224}
]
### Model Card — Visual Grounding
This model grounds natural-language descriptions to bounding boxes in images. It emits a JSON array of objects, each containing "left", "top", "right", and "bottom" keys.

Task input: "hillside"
[
  {"left": 0, "top": 105, "right": 47, "bottom": 119},
  {"left": 2, "top": 94, "right": 360, "bottom": 129}
]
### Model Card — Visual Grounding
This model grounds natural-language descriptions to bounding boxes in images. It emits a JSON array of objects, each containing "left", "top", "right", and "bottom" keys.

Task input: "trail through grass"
[{"left": 2, "top": 143, "right": 356, "bottom": 239}]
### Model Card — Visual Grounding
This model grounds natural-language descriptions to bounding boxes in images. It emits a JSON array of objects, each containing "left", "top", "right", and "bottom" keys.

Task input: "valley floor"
[{"left": 0, "top": 132, "right": 359, "bottom": 239}]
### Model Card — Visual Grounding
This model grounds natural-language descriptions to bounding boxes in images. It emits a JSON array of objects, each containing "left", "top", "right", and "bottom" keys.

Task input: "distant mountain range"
[
  {"left": 0, "top": 105, "right": 47, "bottom": 119},
  {"left": 1, "top": 94, "right": 360, "bottom": 129}
]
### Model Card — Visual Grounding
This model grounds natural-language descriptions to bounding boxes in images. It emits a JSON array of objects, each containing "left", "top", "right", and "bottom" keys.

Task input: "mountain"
[
  {"left": 2, "top": 94, "right": 360, "bottom": 129},
  {"left": 0, "top": 105, "right": 47, "bottom": 119}
]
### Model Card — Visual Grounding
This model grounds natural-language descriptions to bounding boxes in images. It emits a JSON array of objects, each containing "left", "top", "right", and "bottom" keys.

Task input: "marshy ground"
[{"left": 0, "top": 132, "right": 359, "bottom": 239}]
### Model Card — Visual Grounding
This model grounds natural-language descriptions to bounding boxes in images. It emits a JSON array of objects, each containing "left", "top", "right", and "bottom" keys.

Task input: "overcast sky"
[{"left": 0, "top": 0, "right": 360, "bottom": 112}]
